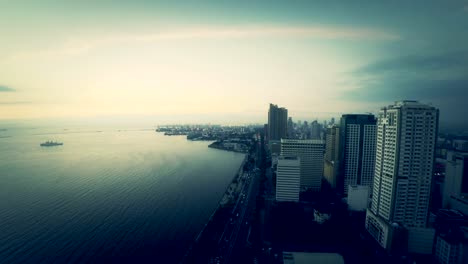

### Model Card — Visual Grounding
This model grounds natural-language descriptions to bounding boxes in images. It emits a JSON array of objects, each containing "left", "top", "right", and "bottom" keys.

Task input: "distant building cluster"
[{"left": 266, "top": 100, "right": 468, "bottom": 262}]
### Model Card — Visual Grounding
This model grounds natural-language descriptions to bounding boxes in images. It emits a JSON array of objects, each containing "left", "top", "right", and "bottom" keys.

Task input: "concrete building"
[
  {"left": 287, "top": 117, "right": 295, "bottom": 139},
  {"left": 282, "top": 252, "right": 344, "bottom": 264},
  {"left": 276, "top": 156, "right": 301, "bottom": 202},
  {"left": 365, "top": 210, "right": 408, "bottom": 252},
  {"left": 269, "top": 140, "right": 281, "bottom": 155},
  {"left": 453, "top": 140, "right": 468, "bottom": 152},
  {"left": 281, "top": 139, "right": 325, "bottom": 192},
  {"left": 268, "top": 103, "right": 288, "bottom": 142},
  {"left": 324, "top": 125, "right": 340, "bottom": 189},
  {"left": 432, "top": 159, "right": 447, "bottom": 212},
  {"left": 434, "top": 228, "right": 468, "bottom": 264},
  {"left": 450, "top": 196, "right": 468, "bottom": 216},
  {"left": 340, "top": 114, "right": 377, "bottom": 195},
  {"left": 443, "top": 151, "right": 468, "bottom": 208},
  {"left": 434, "top": 210, "right": 468, "bottom": 264},
  {"left": 348, "top": 185, "right": 370, "bottom": 211},
  {"left": 366, "top": 101, "right": 439, "bottom": 254},
  {"left": 310, "top": 120, "right": 322, "bottom": 140},
  {"left": 407, "top": 227, "right": 436, "bottom": 254}
]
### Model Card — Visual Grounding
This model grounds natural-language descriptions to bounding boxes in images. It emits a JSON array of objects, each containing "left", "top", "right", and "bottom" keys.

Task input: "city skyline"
[{"left": 1, "top": 1, "right": 468, "bottom": 129}]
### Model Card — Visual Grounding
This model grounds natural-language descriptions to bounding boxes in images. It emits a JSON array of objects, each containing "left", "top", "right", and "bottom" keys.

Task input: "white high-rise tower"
[{"left": 366, "top": 101, "right": 438, "bottom": 253}]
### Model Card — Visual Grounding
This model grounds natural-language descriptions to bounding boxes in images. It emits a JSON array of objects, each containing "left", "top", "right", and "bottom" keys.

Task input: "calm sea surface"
[{"left": 0, "top": 123, "right": 245, "bottom": 263}]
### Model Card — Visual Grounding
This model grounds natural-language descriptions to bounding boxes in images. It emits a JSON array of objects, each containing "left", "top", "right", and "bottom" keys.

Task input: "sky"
[{"left": 1, "top": 0, "right": 468, "bottom": 127}]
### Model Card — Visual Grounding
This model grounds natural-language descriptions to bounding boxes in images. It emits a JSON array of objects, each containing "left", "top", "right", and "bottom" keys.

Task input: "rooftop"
[
  {"left": 438, "top": 209, "right": 465, "bottom": 218},
  {"left": 279, "top": 155, "right": 300, "bottom": 160},
  {"left": 283, "top": 252, "right": 344, "bottom": 264},
  {"left": 281, "top": 139, "right": 325, "bottom": 145},
  {"left": 385, "top": 100, "right": 437, "bottom": 110}
]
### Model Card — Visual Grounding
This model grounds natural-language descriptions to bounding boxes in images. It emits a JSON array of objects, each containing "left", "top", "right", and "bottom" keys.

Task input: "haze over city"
[
  {"left": 3, "top": 1, "right": 468, "bottom": 264},
  {"left": 1, "top": 0, "right": 468, "bottom": 128}
]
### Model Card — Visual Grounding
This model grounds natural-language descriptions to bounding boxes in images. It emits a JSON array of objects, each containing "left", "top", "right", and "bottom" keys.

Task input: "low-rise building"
[
  {"left": 283, "top": 252, "right": 344, "bottom": 264},
  {"left": 434, "top": 226, "right": 468, "bottom": 264},
  {"left": 314, "top": 209, "right": 331, "bottom": 224},
  {"left": 276, "top": 156, "right": 301, "bottom": 202},
  {"left": 347, "top": 185, "right": 369, "bottom": 211}
]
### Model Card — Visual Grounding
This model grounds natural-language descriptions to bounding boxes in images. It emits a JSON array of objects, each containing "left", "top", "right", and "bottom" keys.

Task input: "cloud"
[
  {"left": 8, "top": 25, "right": 399, "bottom": 60},
  {"left": 0, "top": 101, "right": 31, "bottom": 105},
  {"left": 128, "top": 25, "right": 400, "bottom": 41},
  {"left": 341, "top": 78, "right": 468, "bottom": 102},
  {"left": 340, "top": 51, "right": 468, "bottom": 127},
  {"left": 0, "top": 85, "right": 15, "bottom": 92},
  {"left": 344, "top": 51, "right": 468, "bottom": 101},
  {"left": 354, "top": 51, "right": 468, "bottom": 76}
]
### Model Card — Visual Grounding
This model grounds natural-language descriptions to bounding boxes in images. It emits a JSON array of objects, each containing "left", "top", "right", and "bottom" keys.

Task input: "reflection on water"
[{"left": 0, "top": 125, "right": 244, "bottom": 263}]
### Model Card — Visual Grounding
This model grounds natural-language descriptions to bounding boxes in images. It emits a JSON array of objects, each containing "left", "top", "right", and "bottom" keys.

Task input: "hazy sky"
[{"left": 1, "top": 0, "right": 468, "bottom": 126}]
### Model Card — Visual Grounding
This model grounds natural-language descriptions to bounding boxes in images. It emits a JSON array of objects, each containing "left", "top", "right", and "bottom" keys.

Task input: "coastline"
[
  {"left": 180, "top": 154, "right": 248, "bottom": 263},
  {"left": 208, "top": 141, "right": 250, "bottom": 154},
  {"left": 155, "top": 128, "right": 256, "bottom": 263}
]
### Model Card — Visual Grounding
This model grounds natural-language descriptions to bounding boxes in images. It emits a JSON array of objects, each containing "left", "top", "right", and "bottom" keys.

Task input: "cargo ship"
[{"left": 40, "top": 141, "right": 63, "bottom": 147}]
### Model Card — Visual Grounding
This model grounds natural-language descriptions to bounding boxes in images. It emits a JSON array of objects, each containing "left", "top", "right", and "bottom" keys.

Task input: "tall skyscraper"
[
  {"left": 324, "top": 125, "right": 340, "bottom": 189},
  {"left": 287, "top": 117, "right": 294, "bottom": 139},
  {"left": 281, "top": 139, "right": 325, "bottom": 191},
  {"left": 366, "top": 101, "right": 439, "bottom": 253},
  {"left": 276, "top": 156, "right": 301, "bottom": 202},
  {"left": 268, "top": 103, "right": 288, "bottom": 141},
  {"left": 310, "top": 120, "right": 322, "bottom": 140},
  {"left": 340, "top": 114, "right": 377, "bottom": 195}
]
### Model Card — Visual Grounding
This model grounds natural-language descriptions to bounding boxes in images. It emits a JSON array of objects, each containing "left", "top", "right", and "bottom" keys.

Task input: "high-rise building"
[
  {"left": 340, "top": 114, "right": 377, "bottom": 195},
  {"left": 287, "top": 117, "right": 294, "bottom": 139},
  {"left": 366, "top": 101, "right": 439, "bottom": 253},
  {"left": 276, "top": 156, "right": 301, "bottom": 202},
  {"left": 268, "top": 103, "right": 288, "bottom": 142},
  {"left": 281, "top": 139, "right": 325, "bottom": 191},
  {"left": 443, "top": 151, "right": 468, "bottom": 208},
  {"left": 324, "top": 125, "right": 340, "bottom": 189},
  {"left": 310, "top": 120, "right": 322, "bottom": 140}
]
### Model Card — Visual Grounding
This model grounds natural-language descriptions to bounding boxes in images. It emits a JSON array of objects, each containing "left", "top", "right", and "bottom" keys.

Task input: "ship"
[{"left": 40, "top": 141, "right": 63, "bottom": 147}]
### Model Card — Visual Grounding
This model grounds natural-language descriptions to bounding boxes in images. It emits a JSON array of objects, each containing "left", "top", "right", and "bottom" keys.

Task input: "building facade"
[
  {"left": 310, "top": 120, "right": 322, "bottom": 140},
  {"left": 281, "top": 139, "right": 325, "bottom": 192},
  {"left": 268, "top": 103, "right": 288, "bottom": 142},
  {"left": 276, "top": 156, "right": 301, "bottom": 202},
  {"left": 443, "top": 151, "right": 468, "bottom": 208},
  {"left": 340, "top": 114, "right": 377, "bottom": 195},
  {"left": 287, "top": 117, "right": 295, "bottom": 139},
  {"left": 434, "top": 231, "right": 468, "bottom": 264},
  {"left": 348, "top": 185, "right": 370, "bottom": 211},
  {"left": 324, "top": 125, "right": 340, "bottom": 189},
  {"left": 366, "top": 101, "right": 439, "bottom": 253},
  {"left": 453, "top": 140, "right": 468, "bottom": 152},
  {"left": 434, "top": 209, "right": 468, "bottom": 264}
]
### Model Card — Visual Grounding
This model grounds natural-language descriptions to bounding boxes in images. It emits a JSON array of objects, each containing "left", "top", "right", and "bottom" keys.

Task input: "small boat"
[{"left": 40, "top": 141, "right": 63, "bottom": 147}]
